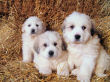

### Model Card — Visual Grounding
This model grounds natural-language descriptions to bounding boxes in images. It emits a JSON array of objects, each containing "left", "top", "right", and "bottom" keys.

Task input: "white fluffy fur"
[
  {"left": 22, "top": 16, "right": 45, "bottom": 63},
  {"left": 62, "top": 11, "right": 110, "bottom": 82},
  {"left": 95, "top": 46, "right": 110, "bottom": 77},
  {"left": 33, "top": 31, "right": 69, "bottom": 76}
]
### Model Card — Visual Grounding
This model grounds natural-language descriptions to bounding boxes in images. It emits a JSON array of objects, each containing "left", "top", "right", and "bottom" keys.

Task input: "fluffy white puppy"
[
  {"left": 62, "top": 11, "right": 110, "bottom": 82},
  {"left": 22, "top": 16, "right": 45, "bottom": 63},
  {"left": 33, "top": 31, "right": 69, "bottom": 76}
]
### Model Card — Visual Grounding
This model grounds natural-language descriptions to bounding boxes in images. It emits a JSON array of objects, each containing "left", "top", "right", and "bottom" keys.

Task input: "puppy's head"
[
  {"left": 22, "top": 16, "right": 45, "bottom": 35},
  {"left": 34, "top": 31, "right": 62, "bottom": 59},
  {"left": 62, "top": 11, "right": 95, "bottom": 44}
]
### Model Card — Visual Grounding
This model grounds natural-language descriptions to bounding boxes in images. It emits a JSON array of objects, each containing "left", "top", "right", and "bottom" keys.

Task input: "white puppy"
[
  {"left": 33, "top": 31, "right": 69, "bottom": 76},
  {"left": 62, "top": 11, "right": 110, "bottom": 82},
  {"left": 22, "top": 16, "right": 45, "bottom": 63}
]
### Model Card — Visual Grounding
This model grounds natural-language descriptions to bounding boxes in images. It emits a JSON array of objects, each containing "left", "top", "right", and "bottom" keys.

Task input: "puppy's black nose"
[
  {"left": 75, "top": 34, "right": 81, "bottom": 40},
  {"left": 49, "top": 50, "right": 54, "bottom": 57},
  {"left": 31, "top": 29, "right": 35, "bottom": 34}
]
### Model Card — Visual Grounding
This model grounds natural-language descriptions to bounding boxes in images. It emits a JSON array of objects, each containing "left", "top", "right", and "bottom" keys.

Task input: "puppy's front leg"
[
  {"left": 39, "top": 66, "right": 52, "bottom": 75},
  {"left": 57, "top": 62, "right": 69, "bottom": 76},
  {"left": 68, "top": 55, "right": 74, "bottom": 70},
  {"left": 95, "top": 47, "right": 110, "bottom": 77},
  {"left": 22, "top": 46, "right": 32, "bottom": 63},
  {"left": 77, "top": 56, "right": 96, "bottom": 82},
  {"left": 71, "top": 68, "right": 79, "bottom": 76}
]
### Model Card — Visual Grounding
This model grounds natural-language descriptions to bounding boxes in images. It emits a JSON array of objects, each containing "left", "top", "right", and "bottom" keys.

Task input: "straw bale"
[
  {"left": 0, "top": 0, "right": 12, "bottom": 17},
  {"left": 10, "top": 0, "right": 36, "bottom": 19},
  {"left": 0, "top": 60, "right": 109, "bottom": 82},
  {"left": 35, "top": 0, "right": 101, "bottom": 31},
  {"left": 95, "top": 16, "right": 110, "bottom": 54},
  {"left": 0, "top": 1, "right": 9, "bottom": 13},
  {"left": 0, "top": 16, "right": 22, "bottom": 66},
  {"left": 100, "top": 0, "right": 110, "bottom": 17}
]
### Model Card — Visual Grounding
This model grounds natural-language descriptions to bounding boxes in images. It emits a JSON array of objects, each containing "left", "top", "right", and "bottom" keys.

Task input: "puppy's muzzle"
[
  {"left": 75, "top": 34, "right": 81, "bottom": 41},
  {"left": 48, "top": 50, "right": 54, "bottom": 57},
  {"left": 31, "top": 29, "right": 35, "bottom": 34}
]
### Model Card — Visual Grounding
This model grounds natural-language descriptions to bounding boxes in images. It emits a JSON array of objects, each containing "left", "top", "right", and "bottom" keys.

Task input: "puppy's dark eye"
[
  {"left": 82, "top": 26, "right": 86, "bottom": 30},
  {"left": 43, "top": 43, "right": 47, "bottom": 47},
  {"left": 28, "top": 24, "right": 31, "bottom": 27},
  {"left": 54, "top": 42, "right": 57, "bottom": 46},
  {"left": 36, "top": 24, "right": 39, "bottom": 27},
  {"left": 70, "top": 25, "right": 74, "bottom": 29}
]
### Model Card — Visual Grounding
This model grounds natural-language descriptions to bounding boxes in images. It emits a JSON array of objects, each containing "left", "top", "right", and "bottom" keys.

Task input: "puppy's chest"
[
  {"left": 68, "top": 44, "right": 86, "bottom": 66},
  {"left": 68, "top": 44, "right": 85, "bottom": 56},
  {"left": 50, "top": 53, "right": 68, "bottom": 70},
  {"left": 23, "top": 36, "right": 35, "bottom": 47},
  {"left": 50, "top": 60, "right": 60, "bottom": 70},
  {"left": 68, "top": 43, "right": 99, "bottom": 67},
  {"left": 68, "top": 44, "right": 97, "bottom": 56}
]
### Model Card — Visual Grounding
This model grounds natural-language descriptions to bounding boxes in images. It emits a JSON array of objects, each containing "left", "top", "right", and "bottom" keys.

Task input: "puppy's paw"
[
  {"left": 34, "top": 64, "right": 38, "bottom": 69},
  {"left": 70, "top": 66, "right": 74, "bottom": 70},
  {"left": 96, "top": 73, "right": 107, "bottom": 77},
  {"left": 77, "top": 73, "right": 90, "bottom": 82},
  {"left": 39, "top": 69, "right": 52, "bottom": 75},
  {"left": 57, "top": 70, "right": 69, "bottom": 76},
  {"left": 71, "top": 69, "right": 79, "bottom": 76},
  {"left": 57, "top": 62, "right": 69, "bottom": 76}
]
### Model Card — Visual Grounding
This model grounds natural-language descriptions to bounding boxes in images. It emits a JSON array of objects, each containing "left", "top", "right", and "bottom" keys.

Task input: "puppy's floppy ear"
[
  {"left": 61, "top": 37, "right": 67, "bottom": 50},
  {"left": 33, "top": 38, "right": 40, "bottom": 54},
  {"left": 91, "top": 28, "right": 95, "bottom": 36},
  {"left": 90, "top": 20, "right": 95, "bottom": 36},
  {"left": 22, "top": 24, "right": 25, "bottom": 33},
  {"left": 54, "top": 32, "right": 67, "bottom": 50},
  {"left": 61, "top": 21, "right": 66, "bottom": 32}
]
